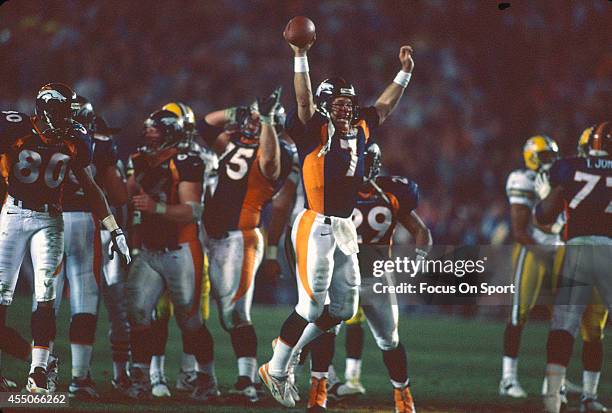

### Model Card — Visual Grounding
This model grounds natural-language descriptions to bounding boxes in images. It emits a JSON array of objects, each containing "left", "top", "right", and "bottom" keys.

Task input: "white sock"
[
  {"left": 30, "top": 347, "right": 50, "bottom": 373},
  {"left": 113, "top": 361, "right": 128, "bottom": 380},
  {"left": 502, "top": 356, "right": 518, "bottom": 380},
  {"left": 268, "top": 338, "right": 294, "bottom": 377},
  {"left": 345, "top": 358, "right": 362, "bottom": 381},
  {"left": 328, "top": 364, "right": 338, "bottom": 385},
  {"left": 181, "top": 353, "right": 196, "bottom": 372},
  {"left": 311, "top": 371, "right": 328, "bottom": 380},
  {"left": 48, "top": 341, "right": 54, "bottom": 355},
  {"left": 150, "top": 355, "right": 165, "bottom": 378},
  {"left": 71, "top": 344, "right": 92, "bottom": 379},
  {"left": 196, "top": 361, "right": 217, "bottom": 382},
  {"left": 544, "top": 364, "right": 566, "bottom": 397},
  {"left": 582, "top": 370, "right": 600, "bottom": 398},
  {"left": 237, "top": 356, "right": 257, "bottom": 383},
  {"left": 391, "top": 378, "right": 410, "bottom": 389}
]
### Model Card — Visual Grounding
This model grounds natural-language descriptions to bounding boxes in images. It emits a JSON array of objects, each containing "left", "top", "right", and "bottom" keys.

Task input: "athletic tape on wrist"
[
  {"left": 393, "top": 70, "right": 412, "bottom": 88},
  {"left": 294, "top": 56, "right": 309, "bottom": 73},
  {"left": 102, "top": 215, "right": 120, "bottom": 232}
]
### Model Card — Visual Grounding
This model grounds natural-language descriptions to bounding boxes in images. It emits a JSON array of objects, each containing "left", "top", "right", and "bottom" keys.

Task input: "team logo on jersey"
[{"left": 37, "top": 90, "right": 67, "bottom": 103}]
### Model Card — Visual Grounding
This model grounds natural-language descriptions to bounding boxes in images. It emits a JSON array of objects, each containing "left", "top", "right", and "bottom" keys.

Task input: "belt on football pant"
[{"left": 10, "top": 197, "right": 60, "bottom": 214}]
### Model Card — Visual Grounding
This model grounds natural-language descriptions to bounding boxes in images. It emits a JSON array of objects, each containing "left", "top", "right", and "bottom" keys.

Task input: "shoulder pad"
[
  {"left": 506, "top": 169, "right": 535, "bottom": 192},
  {"left": 377, "top": 175, "right": 419, "bottom": 210},
  {"left": 0, "top": 111, "right": 33, "bottom": 147},
  {"left": 93, "top": 134, "right": 112, "bottom": 142}
]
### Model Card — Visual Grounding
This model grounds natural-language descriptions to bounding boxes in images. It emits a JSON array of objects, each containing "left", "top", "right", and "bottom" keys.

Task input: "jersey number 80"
[{"left": 13, "top": 149, "right": 70, "bottom": 189}]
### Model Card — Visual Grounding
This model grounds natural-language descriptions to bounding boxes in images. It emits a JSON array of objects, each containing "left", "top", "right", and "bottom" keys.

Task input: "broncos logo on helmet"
[{"left": 35, "top": 82, "right": 79, "bottom": 131}]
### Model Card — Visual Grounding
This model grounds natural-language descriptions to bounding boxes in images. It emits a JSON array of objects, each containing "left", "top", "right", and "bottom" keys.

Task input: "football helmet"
[
  {"left": 315, "top": 77, "right": 359, "bottom": 122},
  {"left": 36, "top": 83, "right": 79, "bottom": 130},
  {"left": 578, "top": 122, "right": 611, "bottom": 157},
  {"left": 523, "top": 135, "right": 559, "bottom": 171},
  {"left": 364, "top": 143, "right": 382, "bottom": 183},
  {"left": 73, "top": 95, "right": 96, "bottom": 133},
  {"left": 142, "top": 109, "right": 185, "bottom": 150},
  {"left": 162, "top": 102, "right": 196, "bottom": 132}
]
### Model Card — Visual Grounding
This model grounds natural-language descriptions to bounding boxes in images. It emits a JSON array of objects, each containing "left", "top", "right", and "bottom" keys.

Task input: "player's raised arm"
[
  {"left": 257, "top": 87, "right": 282, "bottom": 181},
  {"left": 374, "top": 45, "right": 415, "bottom": 125},
  {"left": 290, "top": 41, "right": 316, "bottom": 125}
]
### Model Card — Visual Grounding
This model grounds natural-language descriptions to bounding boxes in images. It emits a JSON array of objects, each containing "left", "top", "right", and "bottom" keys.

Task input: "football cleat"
[
  {"left": 175, "top": 369, "right": 197, "bottom": 392},
  {"left": 126, "top": 367, "right": 152, "bottom": 400},
  {"left": 564, "top": 379, "right": 583, "bottom": 395},
  {"left": 499, "top": 377, "right": 527, "bottom": 398},
  {"left": 0, "top": 375, "right": 17, "bottom": 391},
  {"left": 258, "top": 363, "right": 295, "bottom": 408},
  {"left": 328, "top": 379, "right": 366, "bottom": 400},
  {"left": 26, "top": 367, "right": 49, "bottom": 394},
  {"left": 271, "top": 337, "right": 301, "bottom": 402},
  {"left": 190, "top": 372, "right": 220, "bottom": 402},
  {"left": 151, "top": 372, "right": 171, "bottom": 398},
  {"left": 229, "top": 376, "right": 258, "bottom": 403},
  {"left": 111, "top": 373, "right": 132, "bottom": 397},
  {"left": 69, "top": 374, "right": 100, "bottom": 400},
  {"left": 394, "top": 384, "right": 416, "bottom": 413},
  {"left": 581, "top": 396, "right": 608, "bottom": 413},
  {"left": 46, "top": 356, "right": 59, "bottom": 394},
  {"left": 307, "top": 376, "right": 328, "bottom": 412}
]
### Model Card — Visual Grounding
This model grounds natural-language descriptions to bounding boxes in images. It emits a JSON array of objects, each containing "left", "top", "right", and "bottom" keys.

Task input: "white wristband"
[
  {"left": 102, "top": 215, "right": 119, "bottom": 232},
  {"left": 393, "top": 70, "right": 412, "bottom": 88},
  {"left": 294, "top": 56, "right": 309, "bottom": 73},
  {"left": 155, "top": 202, "right": 167, "bottom": 215},
  {"left": 266, "top": 245, "right": 278, "bottom": 260}
]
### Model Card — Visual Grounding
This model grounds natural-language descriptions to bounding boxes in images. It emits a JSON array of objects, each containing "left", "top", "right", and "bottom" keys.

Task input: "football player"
[
  {"left": 259, "top": 31, "right": 415, "bottom": 408},
  {"left": 308, "top": 144, "right": 431, "bottom": 413},
  {"left": 125, "top": 110, "right": 216, "bottom": 401},
  {"left": 146, "top": 102, "right": 216, "bottom": 397},
  {"left": 537, "top": 122, "right": 611, "bottom": 413},
  {"left": 93, "top": 115, "right": 132, "bottom": 396},
  {"left": 0, "top": 83, "right": 130, "bottom": 394},
  {"left": 198, "top": 88, "right": 295, "bottom": 402},
  {"left": 500, "top": 135, "right": 564, "bottom": 398}
]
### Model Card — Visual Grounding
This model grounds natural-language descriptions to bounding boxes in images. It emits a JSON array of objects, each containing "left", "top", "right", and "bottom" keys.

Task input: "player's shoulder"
[
  {"left": 549, "top": 157, "right": 583, "bottom": 185},
  {"left": 377, "top": 175, "right": 419, "bottom": 200},
  {"left": 175, "top": 143, "right": 205, "bottom": 164},
  {"left": 0, "top": 110, "right": 33, "bottom": 138},
  {"left": 506, "top": 168, "right": 535, "bottom": 190}
]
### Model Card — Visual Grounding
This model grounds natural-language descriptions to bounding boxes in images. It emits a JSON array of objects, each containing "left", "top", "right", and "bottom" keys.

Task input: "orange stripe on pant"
[
  {"left": 296, "top": 210, "right": 316, "bottom": 302},
  {"left": 231, "top": 230, "right": 258, "bottom": 304},
  {"left": 91, "top": 215, "right": 102, "bottom": 285},
  {"left": 188, "top": 240, "right": 204, "bottom": 316}
]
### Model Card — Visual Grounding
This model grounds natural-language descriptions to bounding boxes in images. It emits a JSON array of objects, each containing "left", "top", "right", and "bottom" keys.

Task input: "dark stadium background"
[{"left": 0, "top": 2, "right": 610, "bottom": 411}]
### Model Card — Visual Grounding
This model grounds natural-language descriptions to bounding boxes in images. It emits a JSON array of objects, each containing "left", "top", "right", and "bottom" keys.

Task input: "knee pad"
[
  {"left": 296, "top": 299, "right": 325, "bottom": 323},
  {"left": 69, "top": 313, "right": 97, "bottom": 345},
  {"left": 175, "top": 306, "right": 202, "bottom": 333},
  {"left": 31, "top": 305, "right": 56, "bottom": 346},
  {"left": 374, "top": 328, "right": 400, "bottom": 352}
]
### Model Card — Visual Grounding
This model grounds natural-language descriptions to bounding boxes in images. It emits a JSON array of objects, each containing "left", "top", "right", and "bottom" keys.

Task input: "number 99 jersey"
[
  {"left": 352, "top": 175, "right": 419, "bottom": 245},
  {"left": 0, "top": 111, "right": 92, "bottom": 209},
  {"left": 549, "top": 156, "right": 612, "bottom": 240}
]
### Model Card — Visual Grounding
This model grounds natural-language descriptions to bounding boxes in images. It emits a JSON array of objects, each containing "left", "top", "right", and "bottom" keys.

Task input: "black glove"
[
  {"left": 109, "top": 228, "right": 131, "bottom": 266},
  {"left": 257, "top": 87, "right": 283, "bottom": 123}
]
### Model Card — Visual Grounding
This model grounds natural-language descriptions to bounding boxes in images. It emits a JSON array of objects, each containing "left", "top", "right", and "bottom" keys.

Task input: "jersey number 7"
[{"left": 570, "top": 171, "right": 612, "bottom": 213}]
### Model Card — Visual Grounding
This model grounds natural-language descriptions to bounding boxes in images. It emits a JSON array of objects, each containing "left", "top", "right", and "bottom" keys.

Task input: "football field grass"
[{"left": 1, "top": 297, "right": 609, "bottom": 413}]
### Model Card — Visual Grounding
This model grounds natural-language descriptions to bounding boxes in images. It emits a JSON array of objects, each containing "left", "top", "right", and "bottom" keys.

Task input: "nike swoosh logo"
[
  {"left": 6, "top": 212, "right": 19, "bottom": 215},
  {"left": 320, "top": 232, "right": 331, "bottom": 236}
]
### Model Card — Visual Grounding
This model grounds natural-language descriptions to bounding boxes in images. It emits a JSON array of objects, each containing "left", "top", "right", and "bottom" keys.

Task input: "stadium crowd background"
[{"left": 1, "top": 0, "right": 610, "bottom": 246}]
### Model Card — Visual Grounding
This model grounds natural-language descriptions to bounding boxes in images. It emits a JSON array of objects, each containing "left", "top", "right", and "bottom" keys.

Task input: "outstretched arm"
[
  {"left": 288, "top": 41, "right": 316, "bottom": 125},
  {"left": 374, "top": 45, "right": 415, "bottom": 125},
  {"left": 398, "top": 209, "right": 432, "bottom": 256}
]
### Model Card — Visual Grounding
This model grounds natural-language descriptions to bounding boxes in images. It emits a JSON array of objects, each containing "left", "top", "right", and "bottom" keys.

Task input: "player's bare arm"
[
  {"left": 101, "top": 164, "right": 128, "bottom": 207},
  {"left": 289, "top": 41, "right": 316, "bottom": 125},
  {"left": 509, "top": 204, "right": 538, "bottom": 245},
  {"left": 399, "top": 209, "right": 432, "bottom": 252},
  {"left": 257, "top": 88, "right": 283, "bottom": 180},
  {"left": 374, "top": 45, "right": 414, "bottom": 125},
  {"left": 534, "top": 186, "right": 564, "bottom": 226},
  {"left": 132, "top": 181, "right": 202, "bottom": 224}
]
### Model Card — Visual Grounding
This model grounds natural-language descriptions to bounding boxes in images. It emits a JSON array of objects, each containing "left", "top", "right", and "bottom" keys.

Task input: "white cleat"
[
  {"left": 581, "top": 396, "right": 608, "bottom": 413},
  {"left": 499, "top": 377, "right": 527, "bottom": 398},
  {"left": 328, "top": 379, "right": 366, "bottom": 400},
  {"left": 564, "top": 379, "right": 583, "bottom": 395},
  {"left": 175, "top": 369, "right": 197, "bottom": 392},
  {"left": 258, "top": 363, "right": 295, "bottom": 408},
  {"left": 151, "top": 373, "right": 171, "bottom": 398}
]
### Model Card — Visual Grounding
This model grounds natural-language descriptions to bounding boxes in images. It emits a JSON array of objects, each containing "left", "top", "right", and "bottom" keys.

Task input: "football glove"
[
  {"left": 109, "top": 228, "right": 131, "bottom": 265},
  {"left": 226, "top": 106, "right": 251, "bottom": 127},
  {"left": 257, "top": 86, "right": 283, "bottom": 124},
  {"left": 534, "top": 171, "right": 551, "bottom": 200}
]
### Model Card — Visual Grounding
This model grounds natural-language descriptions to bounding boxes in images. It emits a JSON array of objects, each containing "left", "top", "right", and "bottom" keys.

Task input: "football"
[{"left": 283, "top": 16, "right": 316, "bottom": 48}]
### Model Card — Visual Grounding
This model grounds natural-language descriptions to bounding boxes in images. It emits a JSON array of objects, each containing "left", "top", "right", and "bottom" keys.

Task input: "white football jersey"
[{"left": 506, "top": 169, "right": 562, "bottom": 245}]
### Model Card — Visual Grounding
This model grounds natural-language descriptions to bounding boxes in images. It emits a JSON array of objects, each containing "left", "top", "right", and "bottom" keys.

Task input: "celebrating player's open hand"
[
  {"left": 132, "top": 189, "right": 157, "bottom": 214},
  {"left": 257, "top": 87, "right": 283, "bottom": 119},
  {"left": 399, "top": 45, "right": 415, "bottom": 73}
]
